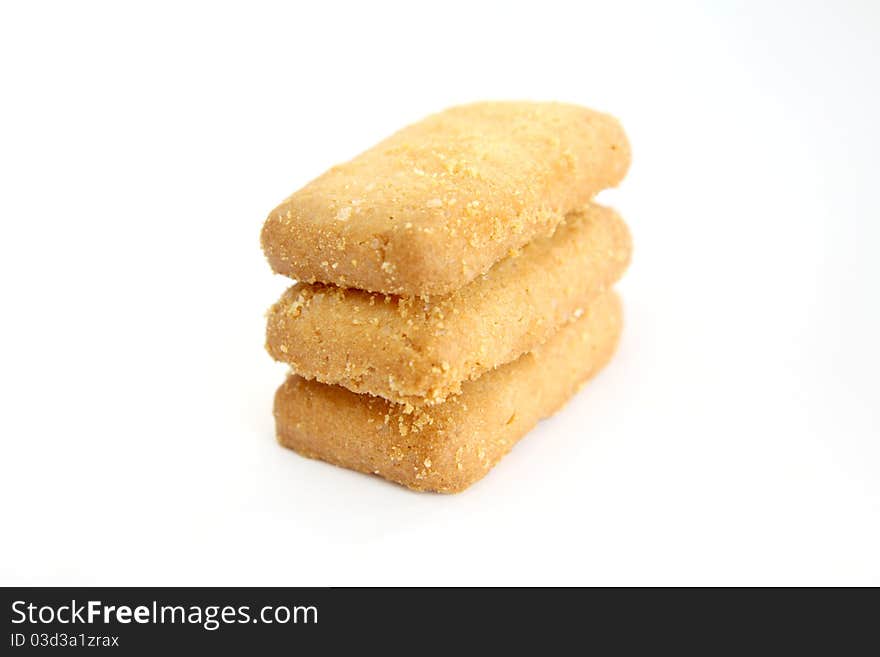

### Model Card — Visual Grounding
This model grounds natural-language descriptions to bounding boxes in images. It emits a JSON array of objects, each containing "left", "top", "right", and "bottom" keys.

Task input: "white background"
[{"left": 1, "top": 1, "right": 878, "bottom": 586}]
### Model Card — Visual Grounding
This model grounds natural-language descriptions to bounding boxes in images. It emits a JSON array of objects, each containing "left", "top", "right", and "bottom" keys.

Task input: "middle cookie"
[{"left": 265, "top": 202, "right": 631, "bottom": 406}]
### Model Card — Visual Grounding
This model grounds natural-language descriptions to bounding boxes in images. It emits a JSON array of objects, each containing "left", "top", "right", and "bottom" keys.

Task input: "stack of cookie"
[{"left": 261, "top": 102, "right": 631, "bottom": 493}]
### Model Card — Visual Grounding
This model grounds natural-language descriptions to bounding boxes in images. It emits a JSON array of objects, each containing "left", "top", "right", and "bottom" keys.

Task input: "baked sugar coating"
[
  {"left": 273, "top": 291, "right": 622, "bottom": 493},
  {"left": 266, "top": 203, "right": 630, "bottom": 405},
  {"left": 261, "top": 101, "right": 630, "bottom": 297}
]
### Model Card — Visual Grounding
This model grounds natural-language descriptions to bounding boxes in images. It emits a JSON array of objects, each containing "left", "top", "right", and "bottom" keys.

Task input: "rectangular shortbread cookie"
[
  {"left": 261, "top": 101, "right": 630, "bottom": 297},
  {"left": 273, "top": 291, "right": 622, "bottom": 493},
  {"left": 266, "top": 203, "right": 630, "bottom": 405}
]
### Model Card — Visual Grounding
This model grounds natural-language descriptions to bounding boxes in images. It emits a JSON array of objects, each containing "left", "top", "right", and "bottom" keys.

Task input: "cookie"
[
  {"left": 266, "top": 203, "right": 630, "bottom": 405},
  {"left": 261, "top": 101, "right": 630, "bottom": 297},
  {"left": 273, "top": 291, "right": 622, "bottom": 493}
]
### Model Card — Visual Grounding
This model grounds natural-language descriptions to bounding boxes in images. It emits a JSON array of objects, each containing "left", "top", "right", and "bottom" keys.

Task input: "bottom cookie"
[{"left": 273, "top": 291, "right": 623, "bottom": 493}]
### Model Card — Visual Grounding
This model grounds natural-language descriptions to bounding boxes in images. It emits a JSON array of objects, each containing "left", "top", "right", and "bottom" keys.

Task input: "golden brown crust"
[
  {"left": 261, "top": 101, "right": 630, "bottom": 297},
  {"left": 266, "top": 203, "right": 631, "bottom": 405},
  {"left": 273, "top": 291, "right": 623, "bottom": 493}
]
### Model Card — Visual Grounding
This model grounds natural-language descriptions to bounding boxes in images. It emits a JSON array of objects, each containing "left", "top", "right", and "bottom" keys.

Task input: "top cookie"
[{"left": 261, "top": 101, "right": 630, "bottom": 297}]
